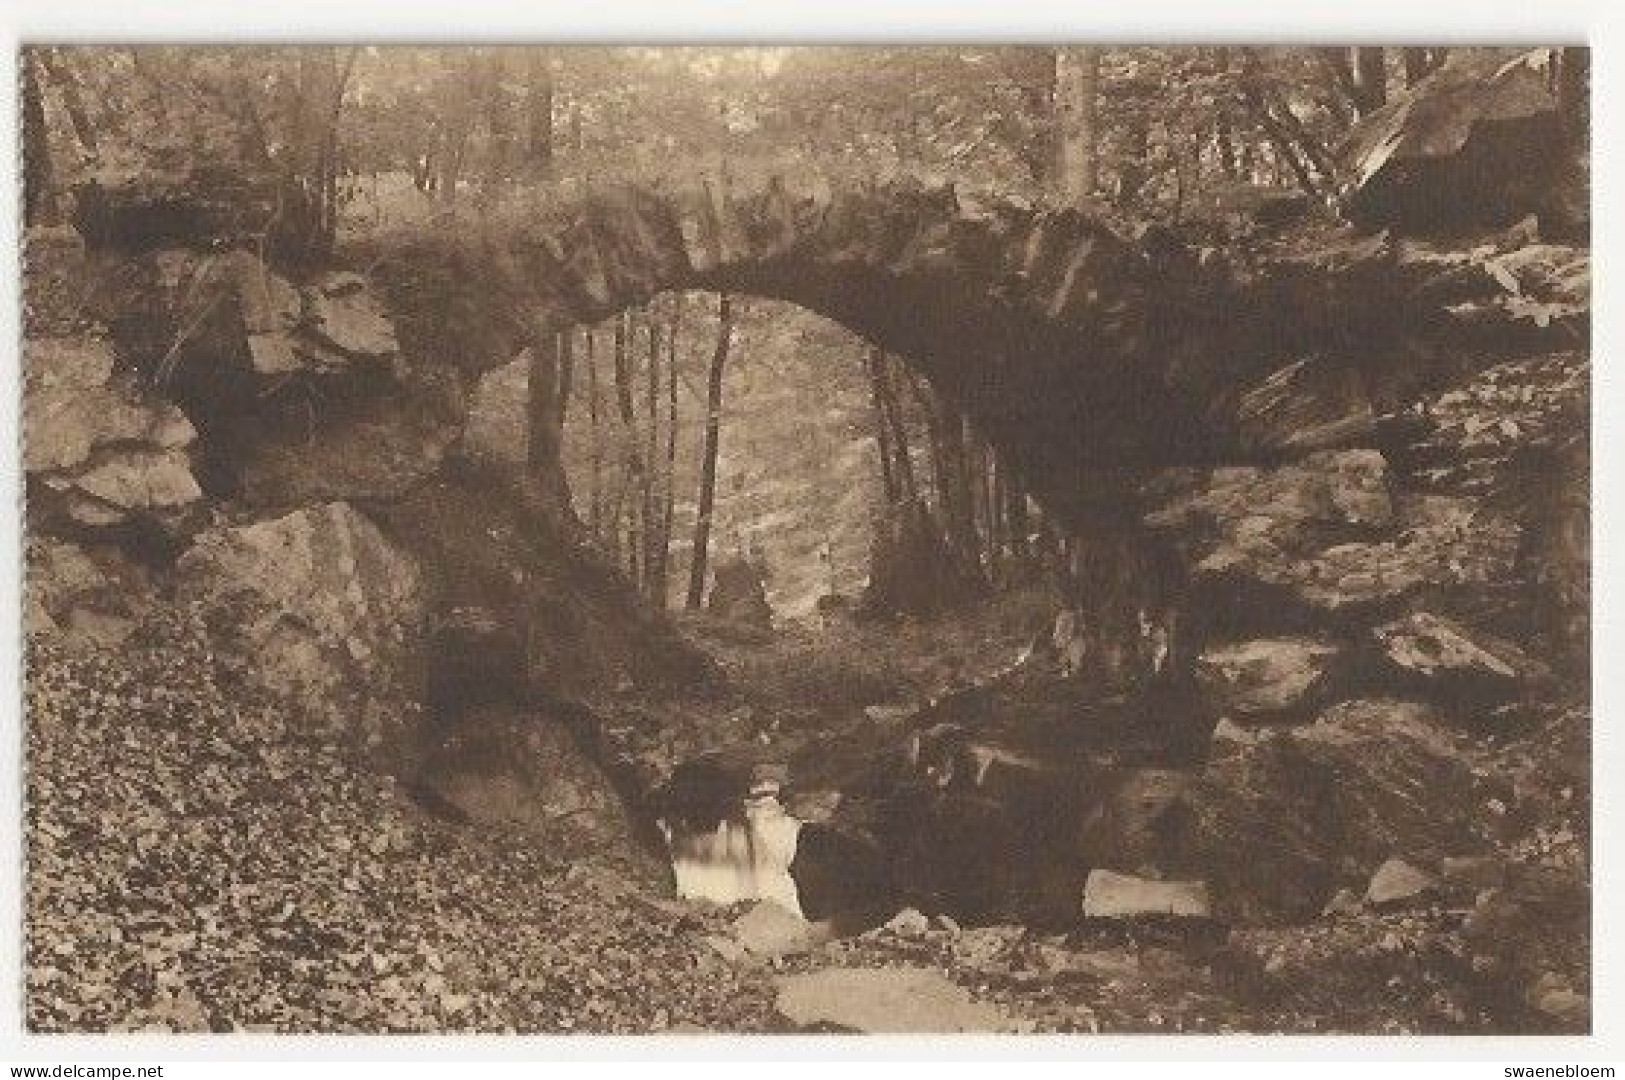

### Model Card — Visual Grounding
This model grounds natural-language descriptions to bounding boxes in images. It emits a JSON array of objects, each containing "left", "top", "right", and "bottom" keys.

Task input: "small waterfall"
[{"left": 665, "top": 793, "right": 805, "bottom": 916}]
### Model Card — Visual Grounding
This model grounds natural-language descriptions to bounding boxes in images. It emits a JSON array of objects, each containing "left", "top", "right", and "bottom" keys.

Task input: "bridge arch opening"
[
  {"left": 369, "top": 174, "right": 1298, "bottom": 534},
  {"left": 361, "top": 176, "right": 1283, "bottom": 705}
]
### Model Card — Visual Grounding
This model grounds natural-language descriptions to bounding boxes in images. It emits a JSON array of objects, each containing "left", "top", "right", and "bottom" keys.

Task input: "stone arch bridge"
[{"left": 370, "top": 172, "right": 1425, "bottom": 528}]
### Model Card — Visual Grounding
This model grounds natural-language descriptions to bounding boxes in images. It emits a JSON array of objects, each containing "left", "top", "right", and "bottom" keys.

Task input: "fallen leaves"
[{"left": 23, "top": 612, "right": 777, "bottom": 1033}]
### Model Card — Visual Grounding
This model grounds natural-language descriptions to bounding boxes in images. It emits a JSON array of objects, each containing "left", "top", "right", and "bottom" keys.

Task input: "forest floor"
[{"left": 23, "top": 590, "right": 1588, "bottom": 1035}]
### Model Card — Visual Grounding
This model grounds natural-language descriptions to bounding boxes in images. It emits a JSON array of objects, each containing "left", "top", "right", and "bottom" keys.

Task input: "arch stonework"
[{"left": 374, "top": 173, "right": 1408, "bottom": 529}]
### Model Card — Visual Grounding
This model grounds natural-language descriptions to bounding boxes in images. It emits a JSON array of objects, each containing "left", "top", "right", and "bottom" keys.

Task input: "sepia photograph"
[{"left": 14, "top": 39, "right": 1593, "bottom": 1040}]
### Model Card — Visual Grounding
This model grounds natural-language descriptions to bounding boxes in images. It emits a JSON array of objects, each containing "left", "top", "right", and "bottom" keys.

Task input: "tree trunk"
[
  {"left": 554, "top": 329, "right": 574, "bottom": 429},
  {"left": 1115, "top": 113, "right": 1150, "bottom": 207},
  {"left": 1352, "top": 47, "right": 1388, "bottom": 115},
  {"left": 526, "top": 331, "right": 560, "bottom": 472},
  {"left": 526, "top": 48, "right": 555, "bottom": 178},
  {"left": 585, "top": 330, "right": 603, "bottom": 541},
  {"left": 1239, "top": 50, "right": 1329, "bottom": 200},
  {"left": 1053, "top": 47, "right": 1101, "bottom": 204},
  {"left": 1557, "top": 47, "right": 1589, "bottom": 143},
  {"left": 865, "top": 346, "right": 899, "bottom": 505},
  {"left": 686, "top": 294, "right": 734, "bottom": 610},
  {"left": 643, "top": 313, "right": 663, "bottom": 603},
  {"left": 21, "top": 51, "right": 53, "bottom": 227},
  {"left": 874, "top": 350, "right": 920, "bottom": 506},
  {"left": 37, "top": 49, "right": 98, "bottom": 154},
  {"left": 655, "top": 296, "right": 684, "bottom": 607},
  {"left": 1403, "top": 47, "right": 1444, "bottom": 88},
  {"left": 613, "top": 313, "right": 643, "bottom": 590}
]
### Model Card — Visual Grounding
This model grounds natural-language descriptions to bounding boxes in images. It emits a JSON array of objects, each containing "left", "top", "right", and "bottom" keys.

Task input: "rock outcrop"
[
  {"left": 412, "top": 703, "right": 647, "bottom": 866},
  {"left": 1364, "top": 858, "right": 1436, "bottom": 906},
  {"left": 1372, "top": 611, "right": 1544, "bottom": 705},
  {"left": 23, "top": 333, "right": 203, "bottom": 541},
  {"left": 1081, "top": 870, "right": 1211, "bottom": 919},
  {"left": 344, "top": 169, "right": 1591, "bottom": 530},
  {"left": 1186, "top": 698, "right": 1507, "bottom": 923},
  {"left": 1221, "top": 856, "right": 1588, "bottom": 1033},
  {"left": 1196, "top": 637, "right": 1348, "bottom": 725},
  {"left": 1343, "top": 50, "right": 1582, "bottom": 237},
  {"left": 28, "top": 48, "right": 1590, "bottom": 979},
  {"left": 774, "top": 966, "right": 1017, "bottom": 1033},
  {"left": 175, "top": 502, "right": 427, "bottom": 742},
  {"left": 1147, "top": 450, "right": 1404, "bottom": 629},
  {"left": 24, "top": 537, "right": 155, "bottom": 648},
  {"left": 84, "top": 244, "right": 454, "bottom": 509}
]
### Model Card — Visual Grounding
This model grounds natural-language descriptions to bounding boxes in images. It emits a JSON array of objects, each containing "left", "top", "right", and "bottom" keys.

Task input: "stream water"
[{"left": 664, "top": 792, "right": 806, "bottom": 916}]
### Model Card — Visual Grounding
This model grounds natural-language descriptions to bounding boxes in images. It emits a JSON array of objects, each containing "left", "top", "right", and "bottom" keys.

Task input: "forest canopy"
[{"left": 22, "top": 45, "right": 1587, "bottom": 260}]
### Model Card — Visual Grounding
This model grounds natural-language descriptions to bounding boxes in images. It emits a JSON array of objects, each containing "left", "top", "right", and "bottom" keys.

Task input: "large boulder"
[
  {"left": 175, "top": 502, "right": 427, "bottom": 737},
  {"left": 788, "top": 820, "right": 897, "bottom": 923},
  {"left": 1343, "top": 50, "right": 1578, "bottom": 236},
  {"left": 773, "top": 967, "right": 1017, "bottom": 1033},
  {"left": 1196, "top": 637, "right": 1348, "bottom": 725},
  {"left": 412, "top": 704, "right": 647, "bottom": 865},
  {"left": 23, "top": 227, "right": 94, "bottom": 337},
  {"left": 1150, "top": 450, "right": 1395, "bottom": 544},
  {"left": 24, "top": 537, "right": 155, "bottom": 648},
  {"left": 23, "top": 334, "right": 203, "bottom": 540},
  {"left": 1372, "top": 611, "right": 1546, "bottom": 706},
  {"left": 726, "top": 901, "right": 835, "bottom": 960},
  {"left": 1219, "top": 912, "right": 1488, "bottom": 1032},
  {"left": 1147, "top": 452, "right": 1395, "bottom": 625},
  {"left": 1364, "top": 857, "right": 1436, "bottom": 907},
  {"left": 1235, "top": 356, "right": 1377, "bottom": 455},
  {"left": 1184, "top": 699, "right": 1508, "bottom": 924},
  {"left": 84, "top": 247, "right": 448, "bottom": 507},
  {"left": 1148, "top": 450, "right": 1526, "bottom": 634},
  {"left": 460, "top": 354, "right": 529, "bottom": 469}
]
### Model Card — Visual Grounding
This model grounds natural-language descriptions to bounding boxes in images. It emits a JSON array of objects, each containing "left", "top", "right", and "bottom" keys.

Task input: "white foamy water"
[{"left": 666, "top": 796, "right": 804, "bottom": 916}]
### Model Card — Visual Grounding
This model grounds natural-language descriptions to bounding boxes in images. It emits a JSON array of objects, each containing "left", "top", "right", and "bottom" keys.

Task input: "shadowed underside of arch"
[{"left": 370, "top": 173, "right": 1418, "bottom": 528}]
